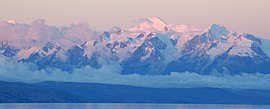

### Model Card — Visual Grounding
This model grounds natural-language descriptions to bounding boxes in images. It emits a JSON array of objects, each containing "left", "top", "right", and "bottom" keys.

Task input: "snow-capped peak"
[
  {"left": 209, "top": 24, "right": 232, "bottom": 31},
  {"left": 146, "top": 17, "right": 167, "bottom": 25},
  {"left": 207, "top": 24, "right": 234, "bottom": 40},
  {"left": 127, "top": 17, "right": 168, "bottom": 32},
  {"left": 169, "top": 24, "right": 201, "bottom": 33}
]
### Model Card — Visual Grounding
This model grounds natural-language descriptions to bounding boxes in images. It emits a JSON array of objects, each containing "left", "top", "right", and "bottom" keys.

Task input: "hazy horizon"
[{"left": 0, "top": 0, "right": 269, "bottom": 38}]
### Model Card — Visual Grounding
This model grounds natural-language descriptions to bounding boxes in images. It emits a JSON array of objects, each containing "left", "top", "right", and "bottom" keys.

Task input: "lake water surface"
[{"left": 0, "top": 103, "right": 269, "bottom": 109}]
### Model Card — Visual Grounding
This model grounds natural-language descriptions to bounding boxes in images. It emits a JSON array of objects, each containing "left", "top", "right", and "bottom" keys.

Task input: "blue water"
[{"left": 0, "top": 104, "right": 269, "bottom": 109}]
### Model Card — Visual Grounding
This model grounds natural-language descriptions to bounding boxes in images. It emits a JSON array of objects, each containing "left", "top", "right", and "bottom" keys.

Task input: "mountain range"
[{"left": 1, "top": 17, "right": 270, "bottom": 75}]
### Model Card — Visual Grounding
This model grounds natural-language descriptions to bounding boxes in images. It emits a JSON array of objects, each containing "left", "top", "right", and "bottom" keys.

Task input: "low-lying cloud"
[{"left": 0, "top": 58, "right": 270, "bottom": 89}]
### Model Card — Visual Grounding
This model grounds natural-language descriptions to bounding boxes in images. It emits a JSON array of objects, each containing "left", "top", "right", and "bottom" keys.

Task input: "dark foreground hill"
[{"left": 0, "top": 81, "right": 270, "bottom": 104}]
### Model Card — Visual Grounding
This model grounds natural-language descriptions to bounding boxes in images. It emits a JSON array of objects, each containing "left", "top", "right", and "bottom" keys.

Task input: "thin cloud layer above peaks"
[{"left": 0, "top": 19, "right": 98, "bottom": 49}]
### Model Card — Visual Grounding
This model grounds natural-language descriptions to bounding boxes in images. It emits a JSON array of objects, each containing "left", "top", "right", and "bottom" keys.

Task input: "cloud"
[
  {"left": 0, "top": 19, "right": 98, "bottom": 49},
  {"left": 0, "top": 58, "right": 270, "bottom": 90}
]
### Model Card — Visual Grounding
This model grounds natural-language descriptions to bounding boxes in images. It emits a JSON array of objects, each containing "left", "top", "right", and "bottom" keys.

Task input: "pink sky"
[{"left": 0, "top": 0, "right": 269, "bottom": 38}]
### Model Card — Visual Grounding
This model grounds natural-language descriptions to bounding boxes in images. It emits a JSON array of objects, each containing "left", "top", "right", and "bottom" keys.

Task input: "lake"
[{"left": 0, "top": 104, "right": 269, "bottom": 109}]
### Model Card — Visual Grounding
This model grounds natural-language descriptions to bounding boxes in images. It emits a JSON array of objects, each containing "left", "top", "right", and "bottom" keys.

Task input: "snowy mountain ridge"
[{"left": 1, "top": 17, "right": 270, "bottom": 75}]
